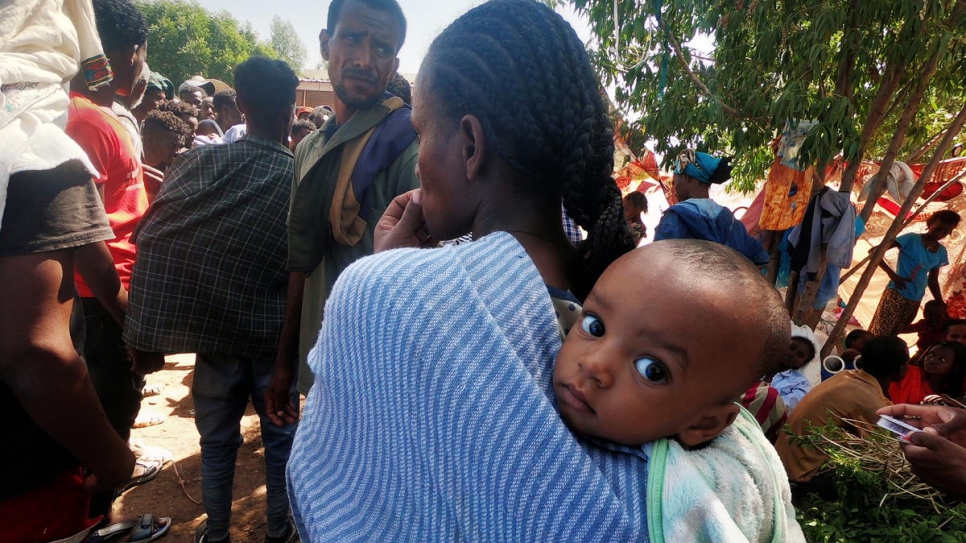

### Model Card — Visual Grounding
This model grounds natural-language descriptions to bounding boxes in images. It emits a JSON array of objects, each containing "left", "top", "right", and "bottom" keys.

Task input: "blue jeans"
[{"left": 192, "top": 354, "right": 298, "bottom": 541}]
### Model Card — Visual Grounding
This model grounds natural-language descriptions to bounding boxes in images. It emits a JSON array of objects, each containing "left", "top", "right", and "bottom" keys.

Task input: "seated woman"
[
  {"left": 654, "top": 150, "right": 769, "bottom": 265},
  {"left": 889, "top": 340, "right": 966, "bottom": 404}
]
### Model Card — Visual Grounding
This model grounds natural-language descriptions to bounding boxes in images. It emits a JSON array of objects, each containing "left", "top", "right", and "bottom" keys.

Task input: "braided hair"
[{"left": 423, "top": 0, "right": 634, "bottom": 298}]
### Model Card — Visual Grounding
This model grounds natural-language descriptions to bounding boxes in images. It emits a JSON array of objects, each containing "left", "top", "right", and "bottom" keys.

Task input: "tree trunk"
[
  {"left": 838, "top": 63, "right": 903, "bottom": 194},
  {"left": 822, "top": 100, "right": 966, "bottom": 358},
  {"left": 858, "top": 40, "right": 946, "bottom": 222},
  {"left": 793, "top": 251, "right": 829, "bottom": 325},
  {"left": 905, "top": 129, "right": 947, "bottom": 164}
]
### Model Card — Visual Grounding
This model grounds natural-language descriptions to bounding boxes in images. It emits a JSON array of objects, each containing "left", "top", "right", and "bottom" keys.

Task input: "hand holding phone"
[{"left": 877, "top": 414, "right": 921, "bottom": 440}]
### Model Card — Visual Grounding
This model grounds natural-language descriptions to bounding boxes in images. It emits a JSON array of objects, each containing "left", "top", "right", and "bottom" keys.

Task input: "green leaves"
[
  {"left": 569, "top": 0, "right": 966, "bottom": 192},
  {"left": 137, "top": 0, "right": 288, "bottom": 87}
]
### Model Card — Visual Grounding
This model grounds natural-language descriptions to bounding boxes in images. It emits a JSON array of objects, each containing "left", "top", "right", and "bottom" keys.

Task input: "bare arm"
[
  {"left": 0, "top": 250, "right": 134, "bottom": 491},
  {"left": 927, "top": 267, "right": 943, "bottom": 302},
  {"left": 874, "top": 240, "right": 907, "bottom": 288},
  {"left": 266, "top": 271, "right": 305, "bottom": 426}
]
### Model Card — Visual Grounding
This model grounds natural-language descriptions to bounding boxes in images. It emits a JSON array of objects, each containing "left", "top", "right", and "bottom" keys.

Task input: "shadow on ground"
[{"left": 114, "top": 354, "right": 274, "bottom": 543}]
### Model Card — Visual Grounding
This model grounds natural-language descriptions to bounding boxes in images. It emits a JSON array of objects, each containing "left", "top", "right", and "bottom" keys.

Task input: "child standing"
[
  {"left": 553, "top": 239, "right": 804, "bottom": 542},
  {"left": 870, "top": 211, "right": 960, "bottom": 336}
]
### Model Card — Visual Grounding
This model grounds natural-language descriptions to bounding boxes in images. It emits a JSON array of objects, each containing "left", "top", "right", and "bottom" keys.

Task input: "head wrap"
[
  {"left": 673, "top": 150, "right": 731, "bottom": 185},
  {"left": 147, "top": 72, "right": 175, "bottom": 100}
]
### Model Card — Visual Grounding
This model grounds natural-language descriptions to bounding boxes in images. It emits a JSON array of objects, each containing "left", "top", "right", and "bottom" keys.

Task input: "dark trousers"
[{"left": 81, "top": 297, "right": 144, "bottom": 518}]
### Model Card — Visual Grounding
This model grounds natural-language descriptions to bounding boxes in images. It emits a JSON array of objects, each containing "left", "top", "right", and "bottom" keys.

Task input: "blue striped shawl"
[{"left": 288, "top": 232, "right": 649, "bottom": 542}]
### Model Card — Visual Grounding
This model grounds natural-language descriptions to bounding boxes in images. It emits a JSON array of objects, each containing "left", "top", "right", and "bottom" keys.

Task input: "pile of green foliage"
[{"left": 794, "top": 423, "right": 966, "bottom": 542}]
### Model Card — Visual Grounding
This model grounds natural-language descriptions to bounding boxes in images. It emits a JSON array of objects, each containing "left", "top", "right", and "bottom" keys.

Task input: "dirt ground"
[{"left": 113, "top": 354, "right": 280, "bottom": 543}]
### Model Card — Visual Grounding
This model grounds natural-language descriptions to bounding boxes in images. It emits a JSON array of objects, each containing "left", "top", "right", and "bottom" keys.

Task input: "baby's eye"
[
  {"left": 580, "top": 314, "right": 605, "bottom": 337},
  {"left": 635, "top": 357, "right": 668, "bottom": 383}
]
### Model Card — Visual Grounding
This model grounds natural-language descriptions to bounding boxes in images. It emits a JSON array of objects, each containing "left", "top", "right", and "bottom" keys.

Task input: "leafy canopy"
[
  {"left": 136, "top": 1, "right": 305, "bottom": 86},
  {"left": 568, "top": 0, "right": 966, "bottom": 192}
]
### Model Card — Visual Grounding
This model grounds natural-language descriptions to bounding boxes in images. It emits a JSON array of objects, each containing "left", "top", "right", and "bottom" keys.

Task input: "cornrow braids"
[{"left": 424, "top": 0, "right": 634, "bottom": 298}]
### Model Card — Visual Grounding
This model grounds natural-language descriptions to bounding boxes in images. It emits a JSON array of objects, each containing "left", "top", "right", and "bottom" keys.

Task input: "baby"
[
  {"left": 553, "top": 239, "right": 790, "bottom": 449},
  {"left": 552, "top": 239, "right": 802, "bottom": 540}
]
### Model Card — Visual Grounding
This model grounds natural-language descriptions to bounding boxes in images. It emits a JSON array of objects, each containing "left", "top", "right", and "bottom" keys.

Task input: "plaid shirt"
[{"left": 124, "top": 136, "right": 294, "bottom": 357}]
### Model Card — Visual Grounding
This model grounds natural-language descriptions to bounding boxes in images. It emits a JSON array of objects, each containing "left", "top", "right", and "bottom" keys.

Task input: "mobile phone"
[{"left": 876, "top": 415, "right": 920, "bottom": 440}]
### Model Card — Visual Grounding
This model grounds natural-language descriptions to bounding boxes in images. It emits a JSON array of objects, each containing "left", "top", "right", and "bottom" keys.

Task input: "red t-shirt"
[
  {"left": 66, "top": 92, "right": 147, "bottom": 295},
  {"left": 888, "top": 365, "right": 935, "bottom": 405}
]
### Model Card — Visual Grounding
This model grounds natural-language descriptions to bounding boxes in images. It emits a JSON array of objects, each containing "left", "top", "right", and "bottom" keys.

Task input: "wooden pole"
[
  {"left": 857, "top": 40, "right": 945, "bottom": 223},
  {"left": 822, "top": 101, "right": 966, "bottom": 358},
  {"left": 839, "top": 168, "right": 966, "bottom": 283}
]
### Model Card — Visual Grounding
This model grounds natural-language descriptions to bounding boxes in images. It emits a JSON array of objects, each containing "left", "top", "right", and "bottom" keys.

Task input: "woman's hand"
[
  {"left": 374, "top": 189, "right": 437, "bottom": 253},
  {"left": 892, "top": 276, "right": 909, "bottom": 290}
]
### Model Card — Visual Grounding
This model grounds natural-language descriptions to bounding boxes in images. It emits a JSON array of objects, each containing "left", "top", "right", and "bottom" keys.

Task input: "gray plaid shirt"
[{"left": 124, "top": 136, "right": 294, "bottom": 357}]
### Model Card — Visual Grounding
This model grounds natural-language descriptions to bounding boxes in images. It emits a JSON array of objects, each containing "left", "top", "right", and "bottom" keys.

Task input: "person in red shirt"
[
  {"left": 65, "top": 0, "right": 166, "bottom": 532},
  {"left": 889, "top": 341, "right": 966, "bottom": 405}
]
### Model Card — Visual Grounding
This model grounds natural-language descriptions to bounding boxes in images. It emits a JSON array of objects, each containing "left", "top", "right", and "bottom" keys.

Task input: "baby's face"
[
  {"left": 783, "top": 337, "right": 813, "bottom": 370},
  {"left": 552, "top": 251, "right": 762, "bottom": 447}
]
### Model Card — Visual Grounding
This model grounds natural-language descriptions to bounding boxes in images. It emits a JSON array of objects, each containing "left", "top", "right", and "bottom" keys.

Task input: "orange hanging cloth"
[{"left": 759, "top": 121, "right": 816, "bottom": 231}]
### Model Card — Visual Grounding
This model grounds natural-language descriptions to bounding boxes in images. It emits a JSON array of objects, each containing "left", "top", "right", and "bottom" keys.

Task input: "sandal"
[
  {"left": 130, "top": 440, "right": 173, "bottom": 464},
  {"left": 133, "top": 411, "right": 166, "bottom": 428},
  {"left": 90, "top": 514, "right": 171, "bottom": 543},
  {"left": 120, "top": 458, "right": 164, "bottom": 493},
  {"left": 142, "top": 383, "right": 164, "bottom": 397}
]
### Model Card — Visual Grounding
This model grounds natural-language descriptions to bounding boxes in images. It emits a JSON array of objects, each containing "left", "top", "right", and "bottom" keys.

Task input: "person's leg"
[
  {"left": 251, "top": 357, "right": 298, "bottom": 539},
  {"left": 83, "top": 297, "right": 146, "bottom": 520},
  {"left": 82, "top": 297, "right": 145, "bottom": 440},
  {"left": 869, "top": 288, "right": 903, "bottom": 337},
  {"left": 193, "top": 354, "right": 251, "bottom": 543}
]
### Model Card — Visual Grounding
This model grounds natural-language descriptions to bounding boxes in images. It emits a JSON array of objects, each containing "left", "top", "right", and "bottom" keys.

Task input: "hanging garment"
[{"left": 759, "top": 121, "right": 817, "bottom": 231}]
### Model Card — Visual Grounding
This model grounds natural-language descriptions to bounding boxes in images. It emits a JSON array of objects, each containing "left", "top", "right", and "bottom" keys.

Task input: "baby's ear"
[{"left": 677, "top": 403, "right": 740, "bottom": 448}]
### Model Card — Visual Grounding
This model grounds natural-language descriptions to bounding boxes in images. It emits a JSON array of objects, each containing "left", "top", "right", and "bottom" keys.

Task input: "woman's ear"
[
  {"left": 677, "top": 403, "right": 740, "bottom": 448},
  {"left": 460, "top": 114, "right": 486, "bottom": 181}
]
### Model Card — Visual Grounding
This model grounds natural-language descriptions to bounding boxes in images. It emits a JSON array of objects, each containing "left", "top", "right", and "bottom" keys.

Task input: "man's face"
[
  {"left": 290, "top": 127, "right": 312, "bottom": 151},
  {"left": 181, "top": 90, "right": 204, "bottom": 107},
  {"left": 109, "top": 43, "right": 148, "bottom": 97},
  {"left": 321, "top": 0, "right": 401, "bottom": 115},
  {"left": 217, "top": 102, "right": 242, "bottom": 128},
  {"left": 142, "top": 89, "right": 165, "bottom": 112},
  {"left": 142, "top": 127, "right": 182, "bottom": 169}
]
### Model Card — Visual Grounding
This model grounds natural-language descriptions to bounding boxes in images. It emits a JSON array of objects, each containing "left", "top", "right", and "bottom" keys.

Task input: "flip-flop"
[
  {"left": 143, "top": 383, "right": 164, "bottom": 397},
  {"left": 90, "top": 515, "right": 171, "bottom": 543},
  {"left": 133, "top": 411, "right": 166, "bottom": 428},
  {"left": 130, "top": 440, "right": 174, "bottom": 464},
  {"left": 120, "top": 458, "right": 163, "bottom": 493}
]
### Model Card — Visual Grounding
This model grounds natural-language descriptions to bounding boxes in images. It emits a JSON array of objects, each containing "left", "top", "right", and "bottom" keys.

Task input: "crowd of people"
[{"left": 1, "top": 0, "right": 965, "bottom": 542}]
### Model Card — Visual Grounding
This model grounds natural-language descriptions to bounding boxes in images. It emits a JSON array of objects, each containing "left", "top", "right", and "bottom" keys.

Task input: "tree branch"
[
  {"left": 661, "top": 23, "right": 742, "bottom": 118},
  {"left": 823, "top": 99, "right": 966, "bottom": 358}
]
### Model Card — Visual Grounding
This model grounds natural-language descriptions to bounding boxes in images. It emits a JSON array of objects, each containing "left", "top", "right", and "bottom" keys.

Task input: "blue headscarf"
[{"left": 673, "top": 150, "right": 728, "bottom": 184}]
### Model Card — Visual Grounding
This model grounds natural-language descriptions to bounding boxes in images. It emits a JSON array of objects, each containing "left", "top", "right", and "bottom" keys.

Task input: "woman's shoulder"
[{"left": 334, "top": 232, "right": 533, "bottom": 302}]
